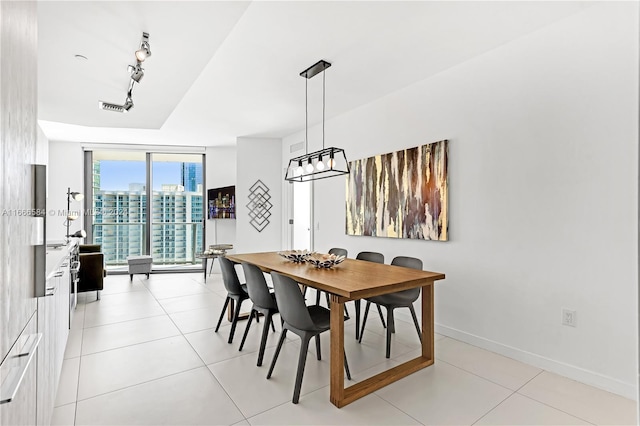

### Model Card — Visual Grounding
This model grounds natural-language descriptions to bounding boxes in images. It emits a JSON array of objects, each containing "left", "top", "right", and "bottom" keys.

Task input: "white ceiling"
[{"left": 38, "top": 1, "right": 592, "bottom": 147}]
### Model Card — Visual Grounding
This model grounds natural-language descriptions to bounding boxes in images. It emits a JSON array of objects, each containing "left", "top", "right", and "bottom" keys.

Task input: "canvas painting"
[{"left": 346, "top": 140, "right": 448, "bottom": 240}]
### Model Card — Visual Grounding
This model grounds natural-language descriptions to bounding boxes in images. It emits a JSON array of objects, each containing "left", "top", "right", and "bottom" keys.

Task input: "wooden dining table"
[{"left": 225, "top": 251, "right": 445, "bottom": 408}]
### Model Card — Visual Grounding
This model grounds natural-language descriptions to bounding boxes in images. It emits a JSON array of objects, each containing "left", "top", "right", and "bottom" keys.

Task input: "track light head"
[
  {"left": 135, "top": 33, "right": 151, "bottom": 62},
  {"left": 128, "top": 64, "right": 144, "bottom": 83}
]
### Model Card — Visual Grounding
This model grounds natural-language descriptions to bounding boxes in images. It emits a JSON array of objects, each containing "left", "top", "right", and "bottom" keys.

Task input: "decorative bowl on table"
[
  {"left": 277, "top": 250, "right": 313, "bottom": 263},
  {"left": 306, "top": 253, "right": 346, "bottom": 269}
]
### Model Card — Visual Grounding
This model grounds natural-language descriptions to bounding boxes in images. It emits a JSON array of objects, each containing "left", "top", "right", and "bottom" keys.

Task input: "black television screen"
[{"left": 208, "top": 186, "right": 236, "bottom": 219}]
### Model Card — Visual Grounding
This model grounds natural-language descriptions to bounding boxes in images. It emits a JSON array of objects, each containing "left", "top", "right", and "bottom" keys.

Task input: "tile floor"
[{"left": 52, "top": 271, "right": 637, "bottom": 425}]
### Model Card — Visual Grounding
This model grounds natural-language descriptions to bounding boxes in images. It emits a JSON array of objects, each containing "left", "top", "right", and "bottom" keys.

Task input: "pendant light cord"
[
  {"left": 322, "top": 70, "right": 326, "bottom": 150},
  {"left": 305, "top": 77, "right": 308, "bottom": 155}
]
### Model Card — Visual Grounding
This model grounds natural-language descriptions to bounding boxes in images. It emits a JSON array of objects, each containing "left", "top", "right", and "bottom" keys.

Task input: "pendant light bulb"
[
  {"left": 316, "top": 155, "right": 325, "bottom": 171},
  {"left": 295, "top": 160, "right": 304, "bottom": 177},
  {"left": 327, "top": 152, "right": 336, "bottom": 169},
  {"left": 305, "top": 158, "right": 315, "bottom": 173}
]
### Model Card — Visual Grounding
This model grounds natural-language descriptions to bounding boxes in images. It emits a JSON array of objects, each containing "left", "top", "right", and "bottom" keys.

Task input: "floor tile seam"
[
  {"left": 81, "top": 314, "right": 176, "bottom": 333},
  {"left": 367, "top": 386, "right": 428, "bottom": 426},
  {"left": 97, "top": 283, "right": 207, "bottom": 367},
  {"left": 79, "top": 334, "right": 200, "bottom": 362},
  {"left": 242, "top": 383, "right": 425, "bottom": 424},
  {"left": 434, "top": 357, "right": 531, "bottom": 393},
  {"left": 85, "top": 284, "right": 153, "bottom": 300},
  {"left": 98, "top": 287, "right": 149, "bottom": 296},
  {"left": 509, "top": 368, "right": 600, "bottom": 422},
  {"left": 166, "top": 303, "right": 229, "bottom": 316},
  {"left": 80, "top": 295, "right": 160, "bottom": 309},
  {"left": 81, "top": 312, "right": 168, "bottom": 330},
  {"left": 204, "top": 339, "right": 303, "bottom": 369},
  {"left": 150, "top": 290, "right": 214, "bottom": 300},
  {"left": 74, "top": 364, "right": 206, "bottom": 404},
  {"left": 245, "top": 374, "right": 334, "bottom": 418},
  {"left": 513, "top": 369, "right": 544, "bottom": 393},
  {"left": 162, "top": 304, "right": 227, "bottom": 315},
  {"left": 200, "top": 359, "right": 249, "bottom": 424},
  {"left": 356, "top": 325, "right": 423, "bottom": 349},
  {"left": 80, "top": 331, "right": 184, "bottom": 357},
  {"left": 82, "top": 303, "right": 165, "bottom": 317},
  {"left": 181, "top": 317, "right": 268, "bottom": 374},
  {"left": 469, "top": 389, "right": 517, "bottom": 426},
  {"left": 149, "top": 285, "right": 232, "bottom": 370},
  {"left": 72, "top": 350, "right": 84, "bottom": 426},
  {"left": 514, "top": 390, "right": 598, "bottom": 425}
]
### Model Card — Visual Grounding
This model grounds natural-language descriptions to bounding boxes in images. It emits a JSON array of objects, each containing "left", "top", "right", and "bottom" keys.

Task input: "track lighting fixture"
[{"left": 99, "top": 32, "right": 151, "bottom": 113}]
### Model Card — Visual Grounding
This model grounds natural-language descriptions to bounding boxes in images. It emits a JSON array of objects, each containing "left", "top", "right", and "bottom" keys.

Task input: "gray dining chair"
[
  {"left": 267, "top": 272, "right": 351, "bottom": 404},
  {"left": 215, "top": 257, "right": 250, "bottom": 344},
  {"left": 354, "top": 251, "right": 385, "bottom": 340},
  {"left": 358, "top": 256, "right": 423, "bottom": 358},
  {"left": 238, "top": 262, "right": 279, "bottom": 366}
]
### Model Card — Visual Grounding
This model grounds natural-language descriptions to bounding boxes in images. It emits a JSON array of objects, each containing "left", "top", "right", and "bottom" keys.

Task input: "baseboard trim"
[{"left": 433, "top": 323, "right": 637, "bottom": 400}]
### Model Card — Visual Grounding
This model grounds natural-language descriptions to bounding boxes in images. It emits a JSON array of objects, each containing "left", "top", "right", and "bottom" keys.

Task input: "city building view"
[{"left": 92, "top": 160, "right": 204, "bottom": 267}]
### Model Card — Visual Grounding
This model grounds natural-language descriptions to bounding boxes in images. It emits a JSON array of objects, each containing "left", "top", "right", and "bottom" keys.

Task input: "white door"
[{"left": 292, "top": 181, "right": 312, "bottom": 251}]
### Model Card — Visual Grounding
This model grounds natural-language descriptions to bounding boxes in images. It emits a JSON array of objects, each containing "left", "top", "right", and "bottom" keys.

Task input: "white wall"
[
  {"left": 282, "top": 2, "right": 638, "bottom": 398},
  {"left": 236, "top": 137, "right": 282, "bottom": 254},
  {"left": 36, "top": 125, "right": 49, "bottom": 166},
  {"left": 205, "top": 146, "right": 237, "bottom": 271},
  {"left": 47, "top": 141, "right": 84, "bottom": 242}
]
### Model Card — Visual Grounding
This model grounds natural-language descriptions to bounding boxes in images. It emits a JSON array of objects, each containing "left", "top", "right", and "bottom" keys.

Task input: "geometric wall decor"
[
  {"left": 246, "top": 179, "right": 272, "bottom": 232},
  {"left": 346, "top": 140, "right": 448, "bottom": 240}
]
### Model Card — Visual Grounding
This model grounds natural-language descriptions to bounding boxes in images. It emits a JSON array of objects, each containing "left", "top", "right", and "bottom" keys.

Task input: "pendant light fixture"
[{"left": 285, "top": 60, "right": 349, "bottom": 182}]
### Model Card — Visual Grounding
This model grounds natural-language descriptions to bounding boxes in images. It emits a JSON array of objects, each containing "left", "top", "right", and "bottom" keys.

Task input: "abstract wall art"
[{"left": 346, "top": 140, "right": 448, "bottom": 241}]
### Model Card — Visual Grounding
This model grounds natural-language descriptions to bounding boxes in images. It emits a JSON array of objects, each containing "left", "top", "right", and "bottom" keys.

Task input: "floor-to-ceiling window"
[
  {"left": 150, "top": 153, "right": 204, "bottom": 267},
  {"left": 88, "top": 150, "right": 204, "bottom": 271}
]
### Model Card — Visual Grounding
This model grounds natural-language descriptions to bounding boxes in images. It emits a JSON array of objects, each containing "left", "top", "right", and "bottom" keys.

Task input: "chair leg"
[
  {"left": 228, "top": 299, "right": 243, "bottom": 344},
  {"left": 386, "top": 308, "right": 395, "bottom": 359},
  {"left": 315, "top": 290, "right": 322, "bottom": 306},
  {"left": 96, "top": 290, "right": 100, "bottom": 300},
  {"left": 343, "top": 304, "right": 350, "bottom": 319},
  {"left": 215, "top": 297, "right": 230, "bottom": 332},
  {"left": 267, "top": 329, "right": 288, "bottom": 379},
  {"left": 409, "top": 304, "right": 422, "bottom": 343},
  {"left": 355, "top": 299, "right": 361, "bottom": 340},
  {"left": 292, "top": 334, "right": 312, "bottom": 404},
  {"left": 130, "top": 274, "right": 133, "bottom": 282},
  {"left": 315, "top": 334, "right": 321, "bottom": 360},
  {"left": 257, "top": 312, "right": 272, "bottom": 366},
  {"left": 343, "top": 350, "right": 352, "bottom": 381},
  {"left": 358, "top": 301, "right": 372, "bottom": 343},
  {"left": 270, "top": 316, "right": 276, "bottom": 332},
  {"left": 376, "top": 304, "right": 386, "bottom": 328},
  {"left": 239, "top": 309, "right": 255, "bottom": 351},
  {"left": 325, "top": 292, "right": 330, "bottom": 309}
]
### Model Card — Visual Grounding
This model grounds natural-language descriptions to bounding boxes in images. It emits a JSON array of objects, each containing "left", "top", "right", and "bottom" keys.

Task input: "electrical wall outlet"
[{"left": 562, "top": 308, "right": 577, "bottom": 327}]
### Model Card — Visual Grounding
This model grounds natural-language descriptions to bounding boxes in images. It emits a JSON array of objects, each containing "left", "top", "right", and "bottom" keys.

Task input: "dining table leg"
[
  {"left": 422, "top": 282, "right": 434, "bottom": 361},
  {"left": 329, "top": 294, "right": 346, "bottom": 407}
]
